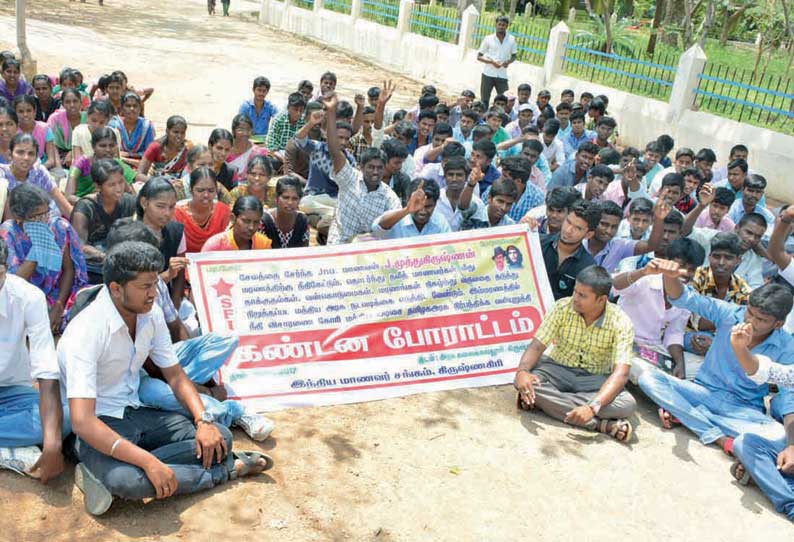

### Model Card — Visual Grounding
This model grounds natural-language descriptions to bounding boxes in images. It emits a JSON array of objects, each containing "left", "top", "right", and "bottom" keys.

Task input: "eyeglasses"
[{"left": 27, "top": 209, "right": 50, "bottom": 223}]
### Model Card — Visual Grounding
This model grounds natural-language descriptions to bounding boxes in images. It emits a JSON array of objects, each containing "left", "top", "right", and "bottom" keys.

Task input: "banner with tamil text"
[{"left": 188, "top": 225, "right": 554, "bottom": 412}]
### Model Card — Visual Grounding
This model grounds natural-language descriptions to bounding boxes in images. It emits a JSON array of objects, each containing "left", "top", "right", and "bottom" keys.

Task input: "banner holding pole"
[{"left": 188, "top": 225, "right": 554, "bottom": 412}]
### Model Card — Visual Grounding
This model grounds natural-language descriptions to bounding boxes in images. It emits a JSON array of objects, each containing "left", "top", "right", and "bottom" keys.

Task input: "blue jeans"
[
  {"left": 734, "top": 432, "right": 794, "bottom": 520},
  {"left": 0, "top": 385, "right": 72, "bottom": 448},
  {"left": 638, "top": 369, "right": 784, "bottom": 445},
  {"left": 73, "top": 406, "right": 234, "bottom": 500},
  {"left": 138, "top": 333, "right": 244, "bottom": 427}
]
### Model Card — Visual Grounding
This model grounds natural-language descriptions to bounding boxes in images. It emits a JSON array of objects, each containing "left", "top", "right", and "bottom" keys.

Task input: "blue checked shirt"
[{"left": 482, "top": 179, "right": 544, "bottom": 223}]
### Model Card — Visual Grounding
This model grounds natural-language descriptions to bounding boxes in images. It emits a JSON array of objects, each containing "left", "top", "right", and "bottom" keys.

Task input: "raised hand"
[
  {"left": 406, "top": 180, "right": 426, "bottom": 214},
  {"left": 320, "top": 92, "right": 338, "bottom": 111},
  {"left": 379, "top": 80, "right": 395, "bottom": 106},
  {"left": 354, "top": 93, "right": 365, "bottom": 107},
  {"left": 468, "top": 166, "right": 484, "bottom": 186},
  {"left": 697, "top": 182, "right": 714, "bottom": 206},
  {"left": 780, "top": 205, "right": 794, "bottom": 224},
  {"left": 654, "top": 192, "right": 673, "bottom": 220},
  {"left": 645, "top": 258, "right": 689, "bottom": 278},
  {"left": 730, "top": 322, "right": 754, "bottom": 351},
  {"left": 308, "top": 108, "right": 325, "bottom": 127}
]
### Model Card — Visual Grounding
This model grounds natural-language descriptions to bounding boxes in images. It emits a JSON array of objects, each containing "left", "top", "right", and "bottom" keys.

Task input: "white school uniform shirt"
[
  {"left": 478, "top": 33, "right": 518, "bottom": 79},
  {"left": 541, "top": 137, "right": 566, "bottom": 169},
  {"left": 0, "top": 275, "right": 58, "bottom": 387},
  {"left": 57, "top": 285, "right": 179, "bottom": 419}
]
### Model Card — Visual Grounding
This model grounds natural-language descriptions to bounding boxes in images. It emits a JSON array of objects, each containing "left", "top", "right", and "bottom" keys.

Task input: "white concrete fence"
[{"left": 258, "top": 1, "right": 793, "bottom": 203}]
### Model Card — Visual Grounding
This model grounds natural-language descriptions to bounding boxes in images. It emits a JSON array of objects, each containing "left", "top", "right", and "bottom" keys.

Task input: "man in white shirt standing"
[
  {"left": 0, "top": 238, "right": 67, "bottom": 483},
  {"left": 477, "top": 15, "right": 518, "bottom": 108},
  {"left": 60, "top": 241, "right": 271, "bottom": 515}
]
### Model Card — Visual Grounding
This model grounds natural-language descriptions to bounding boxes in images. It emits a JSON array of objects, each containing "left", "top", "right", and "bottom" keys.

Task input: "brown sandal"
[
  {"left": 599, "top": 419, "right": 633, "bottom": 443},
  {"left": 730, "top": 460, "right": 752, "bottom": 486}
]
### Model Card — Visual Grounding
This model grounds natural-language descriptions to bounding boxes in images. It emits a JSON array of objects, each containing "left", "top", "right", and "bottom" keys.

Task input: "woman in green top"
[{"left": 64, "top": 127, "right": 147, "bottom": 202}]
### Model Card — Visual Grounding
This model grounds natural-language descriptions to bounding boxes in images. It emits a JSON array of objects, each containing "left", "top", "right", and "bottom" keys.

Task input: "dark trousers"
[
  {"left": 73, "top": 407, "right": 234, "bottom": 500},
  {"left": 531, "top": 357, "right": 637, "bottom": 430},
  {"left": 480, "top": 74, "right": 509, "bottom": 108}
]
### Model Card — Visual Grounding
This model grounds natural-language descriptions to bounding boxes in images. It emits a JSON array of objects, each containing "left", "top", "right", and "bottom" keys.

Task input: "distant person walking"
[
  {"left": 222, "top": 0, "right": 231, "bottom": 16},
  {"left": 207, "top": 0, "right": 216, "bottom": 15},
  {"left": 476, "top": 15, "right": 518, "bottom": 108}
]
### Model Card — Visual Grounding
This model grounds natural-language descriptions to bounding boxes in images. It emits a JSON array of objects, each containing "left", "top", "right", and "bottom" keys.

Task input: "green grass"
[
  {"left": 293, "top": 0, "right": 314, "bottom": 10},
  {"left": 410, "top": 4, "right": 461, "bottom": 44},
  {"left": 323, "top": 0, "right": 351, "bottom": 15},
  {"left": 477, "top": 11, "right": 794, "bottom": 134},
  {"left": 360, "top": 0, "right": 400, "bottom": 27},
  {"left": 474, "top": 12, "right": 551, "bottom": 66}
]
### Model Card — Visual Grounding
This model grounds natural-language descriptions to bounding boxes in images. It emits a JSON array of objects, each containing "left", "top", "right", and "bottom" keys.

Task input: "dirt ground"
[{"left": 0, "top": 0, "right": 792, "bottom": 540}]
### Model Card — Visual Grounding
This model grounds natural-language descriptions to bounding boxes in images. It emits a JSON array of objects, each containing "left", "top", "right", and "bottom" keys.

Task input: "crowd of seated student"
[{"left": 2, "top": 52, "right": 794, "bottom": 520}]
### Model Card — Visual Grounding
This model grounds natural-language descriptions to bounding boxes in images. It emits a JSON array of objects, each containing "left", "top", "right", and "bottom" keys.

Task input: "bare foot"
[
  {"left": 716, "top": 436, "right": 735, "bottom": 456},
  {"left": 234, "top": 457, "right": 268, "bottom": 478}
]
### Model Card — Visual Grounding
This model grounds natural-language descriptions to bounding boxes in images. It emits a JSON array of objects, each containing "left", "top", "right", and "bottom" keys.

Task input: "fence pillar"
[
  {"left": 282, "top": 0, "right": 294, "bottom": 31},
  {"left": 314, "top": 0, "right": 324, "bottom": 12},
  {"left": 458, "top": 5, "right": 479, "bottom": 56},
  {"left": 543, "top": 21, "right": 570, "bottom": 87},
  {"left": 350, "top": 0, "right": 362, "bottom": 21},
  {"left": 668, "top": 44, "right": 707, "bottom": 120},
  {"left": 258, "top": 0, "right": 269, "bottom": 24},
  {"left": 397, "top": 0, "right": 414, "bottom": 35}
]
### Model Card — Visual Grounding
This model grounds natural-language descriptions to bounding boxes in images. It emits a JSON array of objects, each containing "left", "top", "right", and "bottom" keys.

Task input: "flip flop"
[
  {"left": 657, "top": 408, "right": 681, "bottom": 429},
  {"left": 230, "top": 450, "right": 274, "bottom": 480},
  {"left": 730, "top": 460, "right": 752, "bottom": 486},
  {"left": 74, "top": 463, "right": 114, "bottom": 516}
]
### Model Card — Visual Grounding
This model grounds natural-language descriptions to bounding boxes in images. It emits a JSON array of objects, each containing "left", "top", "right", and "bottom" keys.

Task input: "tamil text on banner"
[{"left": 188, "top": 225, "right": 554, "bottom": 412}]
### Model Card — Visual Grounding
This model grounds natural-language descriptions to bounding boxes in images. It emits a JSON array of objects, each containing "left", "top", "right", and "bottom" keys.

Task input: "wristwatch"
[
  {"left": 587, "top": 399, "right": 602, "bottom": 416},
  {"left": 196, "top": 411, "right": 215, "bottom": 426}
]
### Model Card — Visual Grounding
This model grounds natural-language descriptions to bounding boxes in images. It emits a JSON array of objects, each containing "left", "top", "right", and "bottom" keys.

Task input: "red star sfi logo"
[
  {"left": 212, "top": 278, "right": 236, "bottom": 331},
  {"left": 212, "top": 278, "right": 235, "bottom": 297}
]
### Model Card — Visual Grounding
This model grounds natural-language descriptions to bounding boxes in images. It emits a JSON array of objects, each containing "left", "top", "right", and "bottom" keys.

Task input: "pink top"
[
  {"left": 18, "top": 121, "right": 50, "bottom": 159},
  {"left": 617, "top": 274, "right": 690, "bottom": 350},
  {"left": 695, "top": 209, "right": 735, "bottom": 232},
  {"left": 602, "top": 179, "right": 627, "bottom": 208}
]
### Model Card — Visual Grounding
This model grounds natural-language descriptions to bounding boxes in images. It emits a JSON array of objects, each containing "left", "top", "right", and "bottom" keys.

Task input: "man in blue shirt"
[
  {"left": 639, "top": 259, "right": 794, "bottom": 453},
  {"left": 371, "top": 178, "right": 450, "bottom": 239},
  {"left": 238, "top": 76, "right": 278, "bottom": 137},
  {"left": 726, "top": 173, "right": 774, "bottom": 231},
  {"left": 548, "top": 141, "right": 598, "bottom": 190},
  {"left": 459, "top": 175, "right": 518, "bottom": 230},
  {"left": 452, "top": 109, "right": 477, "bottom": 146},
  {"left": 730, "top": 209, "right": 794, "bottom": 520},
  {"left": 482, "top": 155, "right": 543, "bottom": 223},
  {"left": 469, "top": 139, "right": 501, "bottom": 194},
  {"left": 562, "top": 111, "right": 595, "bottom": 159}
]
